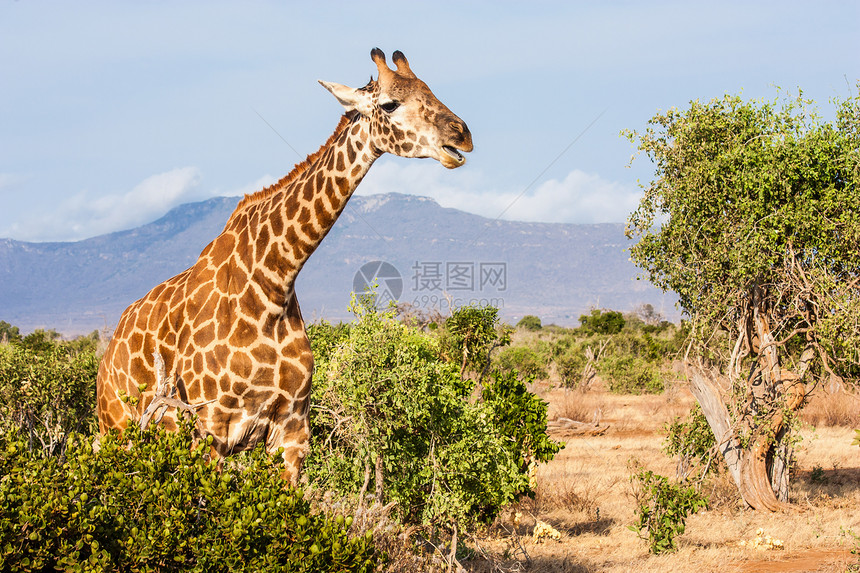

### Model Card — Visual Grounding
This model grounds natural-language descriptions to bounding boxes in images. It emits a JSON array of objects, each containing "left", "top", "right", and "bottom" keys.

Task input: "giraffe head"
[{"left": 320, "top": 48, "right": 473, "bottom": 169}]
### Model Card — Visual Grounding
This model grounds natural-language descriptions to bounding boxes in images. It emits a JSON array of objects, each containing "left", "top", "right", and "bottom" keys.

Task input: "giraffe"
[{"left": 96, "top": 48, "right": 473, "bottom": 482}]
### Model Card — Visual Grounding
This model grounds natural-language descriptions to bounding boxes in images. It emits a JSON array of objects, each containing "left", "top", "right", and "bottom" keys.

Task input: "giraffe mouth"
[{"left": 442, "top": 145, "right": 466, "bottom": 165}]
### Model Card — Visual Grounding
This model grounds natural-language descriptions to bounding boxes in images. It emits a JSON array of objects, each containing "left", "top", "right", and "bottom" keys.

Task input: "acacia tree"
[{"left": 626, "top": 88, "right": 860, "bottom": 510}]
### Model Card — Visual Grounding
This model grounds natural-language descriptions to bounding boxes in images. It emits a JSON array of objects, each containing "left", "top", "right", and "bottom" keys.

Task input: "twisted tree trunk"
[
  {"left": 687, "top": 288, "right": 811, "bottom": 511},
  {"left": 687, "top": 363, "right": 798, "bottom": 511}
]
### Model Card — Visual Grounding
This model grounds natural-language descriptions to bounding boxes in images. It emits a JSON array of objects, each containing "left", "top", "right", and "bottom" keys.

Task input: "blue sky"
[{"left": 2, "top": 1, "right": 858, "bottom": 242}]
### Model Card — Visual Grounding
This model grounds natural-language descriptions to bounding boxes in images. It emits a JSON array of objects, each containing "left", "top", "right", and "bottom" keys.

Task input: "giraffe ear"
[{"left": 319, "top": 80, "right": 373, "bottom": 115}]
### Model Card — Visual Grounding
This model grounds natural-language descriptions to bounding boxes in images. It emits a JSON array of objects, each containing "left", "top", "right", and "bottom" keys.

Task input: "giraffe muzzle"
[
  {"left": 438, "top": 118, "right": 473, "bottom": 168},
  {"left": 442, "top": 145, "right": 466, "bottom": 166}
]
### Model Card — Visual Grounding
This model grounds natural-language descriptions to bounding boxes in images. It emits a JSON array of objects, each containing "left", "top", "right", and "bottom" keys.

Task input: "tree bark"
[
  {"left": 736, "top": 302, "right": 793, "bottom": 511},
  {"left": 686, "top": 365, "right": 743, "bottom": 491},
  {"left": 686, "top": 362, "right": 798, "bottom": 511}
]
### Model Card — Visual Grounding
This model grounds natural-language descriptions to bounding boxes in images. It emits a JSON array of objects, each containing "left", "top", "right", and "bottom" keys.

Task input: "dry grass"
[
  {"left": 428, "top": 329, "right": 860, "bottom": 572},
  {"left": 383, "top": 329, "right": 860, "bottom": 571},
  {"left": 801, "top": 386, "right": 860, "bottom": 428},
  {"left": 552, "top": 389, "right": 605, "bottom": 424},
  {"left": 434, "top": 382, "right": 860, "bottom": 573}
]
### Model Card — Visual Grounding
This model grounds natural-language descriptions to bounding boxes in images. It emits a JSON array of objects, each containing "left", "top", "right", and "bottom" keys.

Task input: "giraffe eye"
[{"left": 380, "top": 101, "right": 400, "bottom": 113}]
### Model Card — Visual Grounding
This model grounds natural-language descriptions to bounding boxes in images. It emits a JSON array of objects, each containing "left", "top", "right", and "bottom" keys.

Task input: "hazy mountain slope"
[{"left": 0, "top": 193, "right": 674, "bottom": 334}]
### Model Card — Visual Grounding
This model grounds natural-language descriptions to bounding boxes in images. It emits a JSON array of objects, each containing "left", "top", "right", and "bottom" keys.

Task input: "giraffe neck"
[{"left": 218, "top": 112, "right": 379, "bottom": 308}]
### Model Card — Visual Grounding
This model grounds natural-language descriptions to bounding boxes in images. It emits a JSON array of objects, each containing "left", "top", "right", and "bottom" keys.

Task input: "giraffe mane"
[{"left": 227, "top": 111, "right": 358, "bottom": 221}]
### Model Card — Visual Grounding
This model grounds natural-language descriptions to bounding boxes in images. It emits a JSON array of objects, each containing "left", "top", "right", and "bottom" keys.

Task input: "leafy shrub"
[
  {"left": 495, "top": 345, "right": 550, "bottom": 380},
  {"left": 599, "top": 355, "right": 664, "bottom": 394},
  {"left": 307, "top": 302, "right": 560, "bottom": 529},
  {"left": 481, "top": 369, "right": 562, "bottom": 468},
  {"left": 0, "top": 343, "right": 98, "bottom": 455},
  {"left": 516, "top": 315, "right": 542, "bottom": 331},
  {"left": 0, "top": 418, "right": 378, "bottom": 572},
  {"left": 19, "top": 329, "right": 64, "bottom": 354},
  {"left": 495, "top": 310, "right": 683, "bottom": 392},
  {"left": 551, "top": 335, "right": 606, "bottom": 388},
  {"left": 578, "top": 309, "right": 625, "bottom": 335},
  {"left": 554, "top": 348, "right": 586, "bottom": 388},
  {"left": 608, "top": 326, "right": 681, "bottom": 361},
  {"left": 439, "top": 306, "right": 510, "bottom": 376},
  {"left": 0, "top": 322, "right": 21, "bottom": 344},
  {"left": 307, "top": 321, "right": 351, "bottom": 365},
  {"left": 810, "top": 464, "right": 828, "bottom": 484},
  {"left": 630, "top": 470, "right": 708, "bottom": 554},
  {"left": 62, "top": 330, "right": 103, "bottom": 356},
  {"left": 585, "top": 323, "right": 681, "bottom": 394},
  {"left": 664, "top": 404, "right": 717, "bottom": 479}
]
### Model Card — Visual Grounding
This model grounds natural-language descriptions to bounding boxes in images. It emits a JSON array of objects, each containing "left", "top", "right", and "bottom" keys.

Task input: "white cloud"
[
  {"left": 505, "top": 171, "right": 644, "bottom": 224},
  {"left": 4, "top": 167, "right": 206, "bottom": 242},
  {"left": 89, "top": 167, "right": 203, "bottom": 222},
  {"left": 357, "top": 160, "right": 642, "bottom": 224},
  {"left": 1, "top": 159, "right": 639, "bottom": 243}
]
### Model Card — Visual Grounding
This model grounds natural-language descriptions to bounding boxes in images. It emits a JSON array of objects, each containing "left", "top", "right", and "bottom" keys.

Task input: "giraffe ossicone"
[{"left": 96, "top": 48, "right": 473, "bottom": 482}]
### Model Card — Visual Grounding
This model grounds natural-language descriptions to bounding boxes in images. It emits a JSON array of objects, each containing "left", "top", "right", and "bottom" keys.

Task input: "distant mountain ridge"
[{"left": 0, "top": 193, "right": 675, "bottom": 334}]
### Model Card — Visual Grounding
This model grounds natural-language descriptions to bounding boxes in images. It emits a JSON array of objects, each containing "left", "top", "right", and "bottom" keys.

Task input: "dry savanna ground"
[{"left": 446, "top": 372, "right": 860, "bottom": 573}]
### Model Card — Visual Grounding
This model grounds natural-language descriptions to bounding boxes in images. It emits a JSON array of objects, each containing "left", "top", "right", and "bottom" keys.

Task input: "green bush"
[
  {"left": 578, "top": 309, "right": 625, "bottom": 335},
  {"left": 306, "top": 321, "right": 351, "bottom": 364},
  {"left": 494, "top": 310, "right": 684, "bottom": 393},
  {"left": 516, "top": 316, "right": 542, "bottom": 331},
  {"left": 551, "top": 335, "right": 598, "bottom": 388},
  {"left": 439, "top": 306, "right": 510, "bottom": 376},
  {"left": 630, "top": 470, "right": 708, "bottom": 554},
  {"left": 609, "top": 331, "right": 656, "bottom": 361},
  {"left": 19, "top": 329, "right": 64, "bottom": 354},
  {"left": 0, "top": 322, "right": 21, "bottom": 344},
  {"left": 62, "top": 330, "right": 102, "bottom": 356},
  {"left": 599, "top": 355, "right": 664, "bottom": 394},
  {"left": 0, "top": 307, "right": 561, "bottom": 567},
  {"left": 554, "top": 350, "right": 586, "bottom": 388},
  {"left": 0, "top": 343, "right": 98, "bottom": 455},
  {"left": 495, "top": 346, "right": 550, "bottom": 380},
  {"left": 0, "top": 418, "right": 378, "bottom": 572},
  {"left": 307, "top": 302, "right": 561, "bottom": 529},
  {"left": 587, "top": 324, "right": 680, "bottom": 394},
  {"left": 481, "top": 369, "right": 562, "bottom": 468},
  {"left": 664, "top": 404, "right": 717, "bottom": 479}
]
